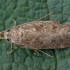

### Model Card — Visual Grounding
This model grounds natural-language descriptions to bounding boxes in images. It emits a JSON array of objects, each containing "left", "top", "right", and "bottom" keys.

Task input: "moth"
[{"left": 0, "top": 20, "right": 70, "bottom": 57}]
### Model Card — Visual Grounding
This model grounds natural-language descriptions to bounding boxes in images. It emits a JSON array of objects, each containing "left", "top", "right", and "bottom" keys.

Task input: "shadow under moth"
[{"left": 0, "top": 20, "right": 70, "bottom": 57}]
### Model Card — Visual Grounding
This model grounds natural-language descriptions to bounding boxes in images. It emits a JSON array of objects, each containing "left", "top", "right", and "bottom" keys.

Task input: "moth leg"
[
  {"left": 38, "top": 49, "right": 53, "bottom": 57},
  {"left": 7, "top": 43, "right": 13, "bottom": 54},
  {"left": 35, "top": 49, "right": 40, "bottom": 56},
  {"left": 34, "top": 12, "right": 53, "bottom": 21},
  {"left": 12, "top": 19, "right": 17, "bottom": 27}
]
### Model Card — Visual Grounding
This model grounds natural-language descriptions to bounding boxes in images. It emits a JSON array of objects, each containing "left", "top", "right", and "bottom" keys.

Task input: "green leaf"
[{"left": 0, "top": 0, "right": 70, "bottom": 70}]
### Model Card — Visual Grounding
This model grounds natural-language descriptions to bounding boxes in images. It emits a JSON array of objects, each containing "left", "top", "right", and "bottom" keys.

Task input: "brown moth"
[{"left": 0, "top": 20, "right": 70, "bottom": 56}]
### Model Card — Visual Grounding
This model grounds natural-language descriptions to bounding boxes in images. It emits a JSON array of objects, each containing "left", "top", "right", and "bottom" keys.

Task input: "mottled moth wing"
[{"left": 4, "top": 21, "right": 70, "bottom": 49}]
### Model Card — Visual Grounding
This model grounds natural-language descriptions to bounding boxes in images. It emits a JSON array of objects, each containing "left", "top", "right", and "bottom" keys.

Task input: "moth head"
[
  {"left": 4, "top": 29, "right": 11, "bottom": 42},
  {"left": 0, "top": 32, "right": 4, "bottom": 39}
]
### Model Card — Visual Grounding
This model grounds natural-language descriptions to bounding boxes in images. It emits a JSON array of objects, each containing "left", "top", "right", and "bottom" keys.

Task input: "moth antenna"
[
  {"left": 34, "top": 11, "right": 54, "bottom": 21},
  {"left": 38, "top": 49, "right": 53, "bottom": 57}
]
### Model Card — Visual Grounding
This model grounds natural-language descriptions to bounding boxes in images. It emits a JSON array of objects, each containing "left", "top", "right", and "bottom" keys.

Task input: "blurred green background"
[{"left": 0, "top": 0, "right": 70, "bottom": 70}]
